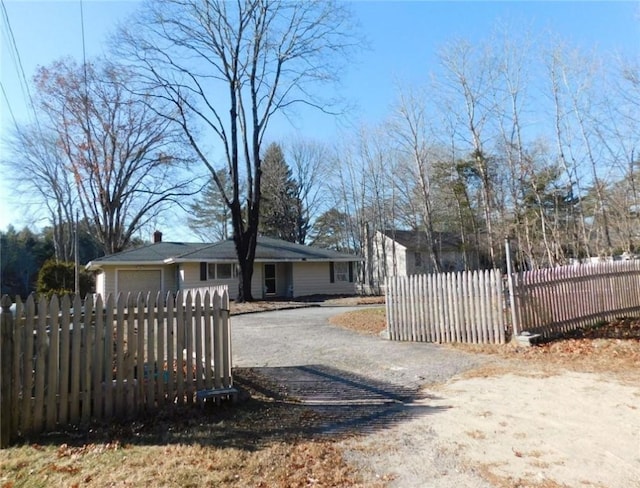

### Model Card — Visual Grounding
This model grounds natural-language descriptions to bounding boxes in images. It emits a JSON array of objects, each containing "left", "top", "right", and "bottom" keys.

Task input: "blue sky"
[{"left": 1, "top": 0, "right": 639, "bottom": 239}]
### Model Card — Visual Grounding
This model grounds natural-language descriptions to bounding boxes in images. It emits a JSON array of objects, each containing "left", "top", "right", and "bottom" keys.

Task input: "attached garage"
[{"left": 116, "top": 269, "right": 162, "bottom": 297}]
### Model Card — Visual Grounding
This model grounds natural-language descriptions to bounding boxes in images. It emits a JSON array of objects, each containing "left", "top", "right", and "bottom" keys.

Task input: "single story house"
[{"left": 85, "top": 233, "right": 361, "bottom": 300}]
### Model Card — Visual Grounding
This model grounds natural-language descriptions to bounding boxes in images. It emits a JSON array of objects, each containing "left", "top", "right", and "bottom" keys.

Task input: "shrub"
[{"left": 36, "top": 259, "right": 94, "bottom": 299}]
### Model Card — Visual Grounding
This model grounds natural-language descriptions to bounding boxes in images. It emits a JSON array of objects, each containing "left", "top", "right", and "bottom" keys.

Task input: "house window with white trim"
[
  {"left": 207, "top": 263, "right": 236, "bottom": 280},
  {"left": 335, "top": 262, "right": 349, "bottom": 282}
]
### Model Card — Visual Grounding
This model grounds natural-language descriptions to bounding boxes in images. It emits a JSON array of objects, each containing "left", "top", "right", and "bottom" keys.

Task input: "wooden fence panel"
[
  {"left": 0, "top": 288, "right": 234, "bottom": 446},
  {"left": 386, "top": 269, "right": 507, "bottom": 344},
  {"left": 516, "top": 260, "right": 640, "bottom": 338}
]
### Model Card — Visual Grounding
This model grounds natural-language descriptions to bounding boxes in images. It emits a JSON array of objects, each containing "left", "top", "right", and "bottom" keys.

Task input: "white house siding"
[
  {"left": 292, "top": 262, "right": 355, "bottom": 296},
  {"left": 179, "top": 261, "right": 263, "bottom": 300},
  {"left": 95, "top": 271, "right": 106, "bottom": 297},
  {"left": 371, "top": 233, "right": 407, "bottom": 278}
]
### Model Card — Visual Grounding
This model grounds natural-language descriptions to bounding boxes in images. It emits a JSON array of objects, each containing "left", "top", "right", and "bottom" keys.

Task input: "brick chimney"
[{"left": 153, "top": 230, "right": 163, "bottom": 243}]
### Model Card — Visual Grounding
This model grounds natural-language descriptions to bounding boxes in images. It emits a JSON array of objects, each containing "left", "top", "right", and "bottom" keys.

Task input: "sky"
[{"left": 1, "top": 0, "right": 639, "bottom": 241}]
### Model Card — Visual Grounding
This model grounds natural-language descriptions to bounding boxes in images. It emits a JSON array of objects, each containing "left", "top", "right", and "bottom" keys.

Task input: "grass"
[
  {"left": 0, "top": 369, "right": 384, "bottom": 488},
  {"left": 328, "top": 307, "right": 386, "bottom": 336}
]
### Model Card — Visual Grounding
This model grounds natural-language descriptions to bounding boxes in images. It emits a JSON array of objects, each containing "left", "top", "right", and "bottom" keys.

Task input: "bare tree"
[
  {"left": 286, "top": 138, "right": 330, "bottom": 244},
  {"left": 389, "top": 87, "right": 441, "bottom": 272},
  {"left": 117, "top": 0, "right": 357, "bottom": 301},
  {"left": 32, "top": 58, "right": 195, "bottom": 255},
  {"left": 4, "top": 125, "right": 77, "bottom": 261},
  {"left": 436, "top": 39, "right": 501, "bottom": 267}
]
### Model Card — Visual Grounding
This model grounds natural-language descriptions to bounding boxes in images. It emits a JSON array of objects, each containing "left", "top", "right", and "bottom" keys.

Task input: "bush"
[{"left": 36, "top": 259, "right": 94, "bottom": 299}]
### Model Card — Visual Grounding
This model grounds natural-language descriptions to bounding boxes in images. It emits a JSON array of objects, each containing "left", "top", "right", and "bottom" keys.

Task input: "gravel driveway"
[
  {"left": 232, "top": 305, "right": 484, "bottom": 390},
  {"left": 231, "top": 306, "right": 495, "bottom": 487}
]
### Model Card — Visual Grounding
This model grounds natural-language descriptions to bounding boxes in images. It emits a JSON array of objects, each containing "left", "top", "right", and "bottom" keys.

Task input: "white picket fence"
[
  {"left": 0, "top": 289, "right": 233, "bottom": 446},
  {"left": 386, "top": 270, "right": 507, "bottom": 344},
  {"left": 386, "top": 261, "right": 640, "bottom": 344},
  {"left": 513, "top": 260, "right": 640, "bottom": 338}
]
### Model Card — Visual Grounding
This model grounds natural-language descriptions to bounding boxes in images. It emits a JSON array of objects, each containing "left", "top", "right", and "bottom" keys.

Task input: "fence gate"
[{"left": 385, "top": 269, "right": 507, "bottom": 344}]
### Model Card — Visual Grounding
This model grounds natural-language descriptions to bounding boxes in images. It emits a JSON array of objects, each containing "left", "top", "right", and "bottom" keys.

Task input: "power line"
[
  {"left": 0, "top": 81, "right": 19, "bottom": 131},
  {"left": 0, "top": 0, "right": 40, "bottom": 129}
]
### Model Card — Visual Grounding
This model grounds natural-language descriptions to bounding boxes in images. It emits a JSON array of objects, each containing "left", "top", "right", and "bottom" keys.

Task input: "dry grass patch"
[
  {"left": 330, "top": 306, "right": 640, "bottom": 378},
  {"left": 329, "top": 307, "right": 386, "bottom": 336},
  {"left": 0, "top": 369, "right": 385, "bottom": 488}
]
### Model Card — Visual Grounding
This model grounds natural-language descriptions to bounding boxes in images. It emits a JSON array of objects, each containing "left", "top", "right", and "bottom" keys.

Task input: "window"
[
  {"left": 217, "top": 263, "right": 233, "bottom": 279},
  {"left": 206, "top": 263, "right": 236, "bottom": 280},
  {"left": 335, "top": 262, "right": 349, "bottom": 282},
  {"left": 415, "top": 252, "right": 423, "bottom": 268},
  {"left": 330, "top": 262, "right": 354, "bottom": 283}
]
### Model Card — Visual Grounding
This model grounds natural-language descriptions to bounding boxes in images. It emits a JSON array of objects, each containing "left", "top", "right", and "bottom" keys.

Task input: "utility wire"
[
  {"left": 0, "top": 0, "right": 40, "bottom": 129},
  {"left": 0, "top": 80, "right": 19, "bottom": 131}
]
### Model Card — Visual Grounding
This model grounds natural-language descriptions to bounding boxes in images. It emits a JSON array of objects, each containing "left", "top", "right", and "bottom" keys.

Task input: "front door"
[{"left": 264, "top": 264, "right": 276, "bottom": 296}]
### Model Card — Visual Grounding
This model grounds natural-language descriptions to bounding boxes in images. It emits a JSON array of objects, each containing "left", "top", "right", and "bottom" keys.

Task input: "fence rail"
[
  {"left": 0, "top": 289, "right": 232, "bottom": 447},
  {"left": 386, "top": 270, "right": 507, "bottom": 344}
]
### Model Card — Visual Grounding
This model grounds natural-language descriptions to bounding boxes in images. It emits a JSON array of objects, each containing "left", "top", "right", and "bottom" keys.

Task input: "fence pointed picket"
[
  {"left": 33, "top": 295, "right": 49, "bottom": 433},
  {"left": 10, "top": 297, "right": 24, "bottom": 439},
  {"left": 45, "top": 296, "right": 60, "bottom": 430},
  {"left": 175, "top": 291, "right": 185, "bottom": 405},
  {"left": 124, "top": 294, "right": 137, "bottom": 414},
  {"left": 146, "top": 292, "right": 157, "bottom": 410},
  {"left": 203, "top": 291, "right": 213, "bottom": 390},
  {"left": 20, "top": 295, "right": 36, "bottom": 435},
  {"left": 134, "top": 293, "right": 145, "bottom": 411},
  {"left": 419, "top": 274, "right": 427, "bottom": 341},
  {"left": 93, "top": 294, "right": 105, "bottom": 420},
  {"left": 80, "top": 295, "right": 94, "bottom": 424},
  {"left": 194, "top": 292, "right": 204, "bottom": 392},
  {"left": 114, "top": 293, "right": 126, "bottom": 417},
  {"left": 103, "top": 294, "right": 115, "bottom": 418},
  {"left": 68, "top": 294, "right": 84, "bottom": 425},
  {"left": 221, "top": 290, "right": 232, "bottom": 388},
  {"left": 184, "top": 292, "right": 194, "bottom": 404},
  {"left": 166, "top": 291, "right": 176, "bottom": 405},
  {"left": 57, "top": 295, "right": 71, "bottom": 426},
  {"left": 154, "top": 291, "right": 164, "bottom": 408},
  {"left": 213, "top": 291, "right": 222, "bottom": 389}
]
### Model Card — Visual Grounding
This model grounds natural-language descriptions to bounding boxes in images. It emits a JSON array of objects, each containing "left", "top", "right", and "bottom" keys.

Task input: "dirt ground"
[{"left": 330, "top": 308, "right": 640, "bottom": 488}]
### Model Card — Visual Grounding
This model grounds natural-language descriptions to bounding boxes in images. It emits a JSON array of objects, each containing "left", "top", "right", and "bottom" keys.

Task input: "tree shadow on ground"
[
  {"left": 233, "top": 364, "right": 448, "bottom": 437},
  {"left": 22, "top": 364, "right": 448, "bottom": 451}
]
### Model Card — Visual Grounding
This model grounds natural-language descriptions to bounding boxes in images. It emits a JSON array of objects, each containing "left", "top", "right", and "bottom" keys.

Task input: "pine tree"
[
  {"left": 188, "top": 171, "right": 233, "bottom": 242},
  {"left": 259, "top": 143, "right": 304, "bottom": 242}
]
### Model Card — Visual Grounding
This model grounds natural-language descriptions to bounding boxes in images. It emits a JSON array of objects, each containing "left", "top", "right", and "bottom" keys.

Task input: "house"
[
  {"left": 85, "top": 233, "right": 361, "bottom": 300},
  {"left": 365, "top": 229, "right": 478, "bottom": 288}
]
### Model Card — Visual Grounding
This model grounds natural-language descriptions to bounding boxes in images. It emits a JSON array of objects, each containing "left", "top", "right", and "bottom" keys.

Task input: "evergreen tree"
[
  {"left": 188, "top": 171, "right": 233, "bottom": 242},
  {"left": 259, "top": 143, "right": 305, "bottom": 242}
]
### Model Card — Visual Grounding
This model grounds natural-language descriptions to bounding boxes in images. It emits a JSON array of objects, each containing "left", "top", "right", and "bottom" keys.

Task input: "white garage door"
[{"left": 117, "top": 269, "right": 162, "bottom": 298}]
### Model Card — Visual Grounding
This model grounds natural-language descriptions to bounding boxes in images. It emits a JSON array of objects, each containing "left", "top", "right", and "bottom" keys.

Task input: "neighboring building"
[
  {"left": 85, "top": 233, "right": 361, "bottom": 300},
  {"left": 366, "top": 229, "right": 478, "bottom": 289}
]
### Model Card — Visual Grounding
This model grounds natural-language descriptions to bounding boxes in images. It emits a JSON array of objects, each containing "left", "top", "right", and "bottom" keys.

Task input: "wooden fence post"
[
  {"left": 504, "top": 237, "right": 520, "bottom": 338},
  {"left": 1, "top": 295, "right": 14, "bottom": 448}
]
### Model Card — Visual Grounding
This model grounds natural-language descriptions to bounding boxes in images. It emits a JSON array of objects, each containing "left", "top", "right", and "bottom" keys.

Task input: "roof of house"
[
  {"left": 379, "top": 229, "right": 463, "bottom": 251},
  {"left": 86, "top": 236, "right": 359, "bottom": 269}
]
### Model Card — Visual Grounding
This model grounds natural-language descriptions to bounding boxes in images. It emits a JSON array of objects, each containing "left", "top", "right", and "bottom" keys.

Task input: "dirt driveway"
[{"left": 232, "top": 307, "right": 640, "bottom": 488}]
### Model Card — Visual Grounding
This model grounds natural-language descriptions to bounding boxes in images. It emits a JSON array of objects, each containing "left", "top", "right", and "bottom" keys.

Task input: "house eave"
[
  {"left": 166, "top": 257, "right": 362, "bottom": 264},
  {"left": 85, "top": 260, "right": 167, "bottom": 271}
]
